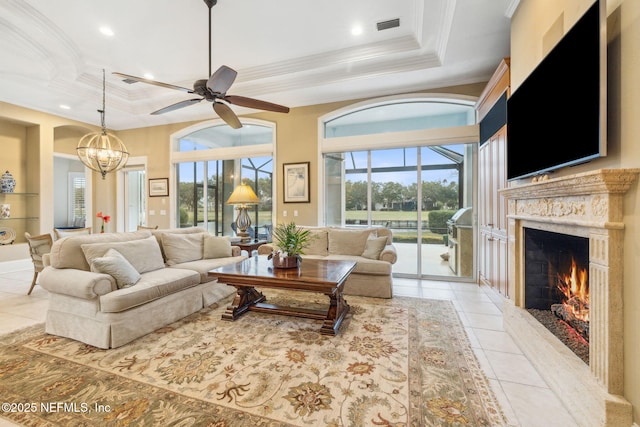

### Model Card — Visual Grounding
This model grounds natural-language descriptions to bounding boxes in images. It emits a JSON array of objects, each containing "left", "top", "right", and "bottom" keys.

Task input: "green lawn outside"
[
  {"left": 345, "top": 210, "right": 431, "bottom": 221},
  {"left": 346, "top": 210, "right": 447, "bottom": 244},
  {"left": 184, "top": 209, "right": 447, "bottom": 244}
]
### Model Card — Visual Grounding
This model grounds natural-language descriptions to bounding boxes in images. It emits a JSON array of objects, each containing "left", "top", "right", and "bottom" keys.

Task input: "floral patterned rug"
[{"left": 0, "top": 291, "right": 506, "bottom": 426}]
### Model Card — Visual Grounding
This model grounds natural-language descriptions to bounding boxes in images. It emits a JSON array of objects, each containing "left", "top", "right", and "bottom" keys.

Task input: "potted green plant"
[{"left": 269, "top": 222, "right": 313, "bottom": 268}]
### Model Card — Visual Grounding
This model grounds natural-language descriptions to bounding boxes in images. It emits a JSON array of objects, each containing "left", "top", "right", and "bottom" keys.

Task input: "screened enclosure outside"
[
  {"left": 322, "top": 97, "right": 477, "bottom": 279},
  {"left": 175, "top": 158, "right": 272, "bottom": 240},
  {"left": 324, "top": 144, "right": 473, "bottom": 278}
]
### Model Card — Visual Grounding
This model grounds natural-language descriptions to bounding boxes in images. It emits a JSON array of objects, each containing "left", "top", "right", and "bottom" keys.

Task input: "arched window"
[
  {"left": 170, "top": 120, "right": 275, "bottom": 240},
  {"left": 324, "top": 99, "right": 475, "bottom": 138},
  {"left": 319, "top": 94, "right": 478, "bottom": 280}
]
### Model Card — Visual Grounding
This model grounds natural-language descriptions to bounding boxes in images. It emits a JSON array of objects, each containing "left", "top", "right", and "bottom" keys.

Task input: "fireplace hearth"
[{"left": 501, "top": 169, "right": 639, "bottom": 427}]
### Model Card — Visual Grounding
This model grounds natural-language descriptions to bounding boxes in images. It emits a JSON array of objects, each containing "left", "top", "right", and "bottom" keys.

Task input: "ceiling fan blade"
[
  {"left": 213, "top": 102, "right": 242, "bottom": 129},
  {"left": 206, "top": 65, "right": 237, "bottom": 95},
  {"left": 113, "top": 72, "right": 193, "bottom": 93},
  {"left": 224, "top": 95, "right": 290, "bottom": 113},
  {"left": 151, "top": 98, "right": 203, "bottom": 115}
]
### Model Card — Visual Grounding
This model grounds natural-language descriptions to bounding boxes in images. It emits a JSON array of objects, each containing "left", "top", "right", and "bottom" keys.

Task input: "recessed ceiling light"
[
  {"left": 59, "top": 104, "right": 71, "bottom": 110},
  {"left": 143, "top": 73, "right": 154, "bottom": 80},
  {"left": 351, "top": 25, "right": 363, "bottom": 36},
  {"left": 99, "top": 26, "right": 114, "bottom": 37}
]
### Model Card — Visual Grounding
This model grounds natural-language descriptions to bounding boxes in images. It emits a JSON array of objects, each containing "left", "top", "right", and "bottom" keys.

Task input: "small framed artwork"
[
  {"left": 149, "top": 178, "right": 169, "bottom": 197},
  {"left": 283, "top": 162, "right": 310, "bottom": 203}
]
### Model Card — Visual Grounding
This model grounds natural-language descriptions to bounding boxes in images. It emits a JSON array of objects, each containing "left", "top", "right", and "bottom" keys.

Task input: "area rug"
[{"left": 0, "top": 291, "right": 506, "bottom": 426}]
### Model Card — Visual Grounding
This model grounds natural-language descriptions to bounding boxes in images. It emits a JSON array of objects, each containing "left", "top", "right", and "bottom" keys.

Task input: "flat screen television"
[{"left": 506, "top": 0, "right": 606, "bottom": 181}]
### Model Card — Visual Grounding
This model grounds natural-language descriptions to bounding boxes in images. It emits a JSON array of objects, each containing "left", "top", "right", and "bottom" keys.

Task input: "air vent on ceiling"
[
  {"left": 121, "top": 78, "right": 138, "bottom": 84},
  {"left": 377, "top": 18, "right": 400, "bottom": 31}
]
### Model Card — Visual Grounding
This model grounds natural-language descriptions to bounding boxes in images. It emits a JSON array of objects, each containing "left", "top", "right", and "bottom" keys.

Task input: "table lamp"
[{"left": 226, "top": 183, "right": 260, "bottom": 242}]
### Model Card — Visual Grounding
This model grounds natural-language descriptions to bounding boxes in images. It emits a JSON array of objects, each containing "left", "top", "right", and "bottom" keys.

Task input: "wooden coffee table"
[{"left": 208, "top": 256, "right": 356, "bottom": 335}]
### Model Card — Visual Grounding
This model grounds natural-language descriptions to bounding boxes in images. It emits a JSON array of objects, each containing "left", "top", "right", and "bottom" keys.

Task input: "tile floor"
[{"left": 0, "top": 265, "right": 579, "bottom": 427}]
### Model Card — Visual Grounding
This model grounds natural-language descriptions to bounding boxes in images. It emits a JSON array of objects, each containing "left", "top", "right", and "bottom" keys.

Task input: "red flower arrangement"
[{"left": 96, "top": 211, "right": 111, "bottom": 233}]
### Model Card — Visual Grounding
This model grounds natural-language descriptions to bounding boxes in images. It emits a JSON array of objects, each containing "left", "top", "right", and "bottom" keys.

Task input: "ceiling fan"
[{"left": 113, "top": 0, "right": 289, "bottom": 129}]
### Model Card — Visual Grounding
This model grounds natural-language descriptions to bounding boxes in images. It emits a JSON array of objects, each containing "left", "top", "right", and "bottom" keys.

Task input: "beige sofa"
[
  {"left": 258, "top": 226, "right": 397, "bottom": 298},
  {"left": 40, "top": 227, "right": 244, "bottom": 349}
]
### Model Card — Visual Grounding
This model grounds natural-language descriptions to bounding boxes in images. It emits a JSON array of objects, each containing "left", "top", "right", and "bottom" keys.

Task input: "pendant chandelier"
[{"left": 77, "top": 69, "right": 129, "bottom": 179}]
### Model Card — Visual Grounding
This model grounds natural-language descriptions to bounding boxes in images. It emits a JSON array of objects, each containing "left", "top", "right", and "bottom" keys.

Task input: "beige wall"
[
  {"left": 512, "top": 0, "right": 640, "bottom": 421},
  {"left": 116, "top": 82, "right": 485, "bottom": 228},
  {"left": 0, "top": 103, "right": 96, "bottom": 260}
]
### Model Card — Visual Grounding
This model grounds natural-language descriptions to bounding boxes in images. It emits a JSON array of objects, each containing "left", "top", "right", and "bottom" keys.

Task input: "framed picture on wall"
[
  {"left": 149, "top": 178, "right": 169, "bottom": 197},
  {"left": 283, "top": 162, "right": 310, "bottom": 203}
]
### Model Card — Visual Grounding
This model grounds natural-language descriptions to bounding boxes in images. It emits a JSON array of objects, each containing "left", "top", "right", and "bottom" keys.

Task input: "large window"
[
  {"left": 172, "top": 121, "right": 275, "bottom": 239},
  {"left": 320, "top": 96, "right": 478, "bottom": 280}
]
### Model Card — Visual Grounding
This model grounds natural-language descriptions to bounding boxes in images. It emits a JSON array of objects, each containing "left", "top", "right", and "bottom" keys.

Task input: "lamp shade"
[{"left": 226, "top": 183, "right": 259, "bottom": 205}]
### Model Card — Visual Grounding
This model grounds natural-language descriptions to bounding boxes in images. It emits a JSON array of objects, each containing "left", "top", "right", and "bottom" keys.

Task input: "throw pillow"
[
  {"left": 54, "top": 227, "right": 91, "bottom": 240},
  {"left": 91, "top": 248, "right": 141, "bottom": 289},
  {"left": 162, "top": 232, "right": 206, "bottom": 265},
  {"left": 203, "top": 235, "right": 232, "bottom": 259},
  {"left": 81, "top": 235, "right": 165, "bottom": 274},
  {"left": 361, "top": 236, "right": 389, "bottom": 260},
  {"left": 303, "top": 229, "right": 329, "bottom": 256},
  {"left": 328, "top": 228, "right": 372, "bottom": 256}
]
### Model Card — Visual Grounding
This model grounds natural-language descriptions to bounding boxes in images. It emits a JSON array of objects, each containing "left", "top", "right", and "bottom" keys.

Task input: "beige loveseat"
[
  {"left": 258, "top": 226, "right": 397, "bottom": 298},
  {"left": 40, "top": 227, "right": 244, "bottom": 349}
]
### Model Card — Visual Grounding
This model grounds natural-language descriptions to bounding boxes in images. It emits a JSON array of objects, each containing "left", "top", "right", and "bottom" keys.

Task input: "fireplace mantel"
[
  {"left": 501, "top": 168, "right": 640, "bottom": 228},
  {"left": 501, "top": 168, "right": 639, "bottom": 427}
]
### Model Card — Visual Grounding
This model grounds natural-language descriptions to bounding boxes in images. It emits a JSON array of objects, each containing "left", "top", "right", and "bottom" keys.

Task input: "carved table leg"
[
  {"left": 320, "top": 290, "right": 350, "bottom": 335},
  {"left": 222, "top": 286, "right": 266, "bottom": 321}
]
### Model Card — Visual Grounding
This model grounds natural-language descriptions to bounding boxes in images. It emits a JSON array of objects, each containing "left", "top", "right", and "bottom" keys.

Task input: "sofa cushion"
[
  {"left": 169, "top": 256, "right": 246, "bottom": 283},
  {"left": 324, "top": 255, "right": 392, "bottom": 276},
  {"left": 82, "top": 235, "right": 165, "bottom": 274},
  {"left": 99, "top": 268, "right": 200, "bottom": 313},
  {"left": 152, "top": 227, "right": 208, "bottom": 261},
  {"left": 361, "top": 236, "right": 389, "bottom": 260},
  {"left": 303, "top": 229, "right": 329, "bottom": 256},
  {"left": 162, "top": 232, "right": 205, "bottom": 265},
  {"left": 54, "top": 227, "right": 92, "bottom": 240},
  {"left": 374, "top": 227, "right": 393, "bottom": 245},
  {"left": 90, "top": 248, "right": 141, "bottom": 289},
  {"left": 203, "top": 235, "right": 232, "bottom": 259},
  {"left": 49, "top": 230, "right": 152, "bottom": 271},
  {"left": 328, "top": 228, "right": 372, "bottom": 256}
]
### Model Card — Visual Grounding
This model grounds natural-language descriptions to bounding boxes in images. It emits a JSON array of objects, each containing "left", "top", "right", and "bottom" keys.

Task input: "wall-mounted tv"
[{"left": 506, "top": 0, "right": 606, "bottom": 181}]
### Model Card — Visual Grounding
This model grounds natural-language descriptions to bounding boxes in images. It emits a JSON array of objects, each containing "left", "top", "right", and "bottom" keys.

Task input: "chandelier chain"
[{"left": 99, "top": 69, "right": 106, "bottom": 132}]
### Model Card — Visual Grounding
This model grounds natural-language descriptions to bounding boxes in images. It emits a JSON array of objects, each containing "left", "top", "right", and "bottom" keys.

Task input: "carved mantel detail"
[
  {"left": 501, "top": 168, "right": 639, "bottom": 227},
  {"left": 500, "top": 169, "right": 639, "bottom": 427}
]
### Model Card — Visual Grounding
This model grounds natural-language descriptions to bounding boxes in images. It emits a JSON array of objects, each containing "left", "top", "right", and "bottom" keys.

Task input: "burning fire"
[{"left": 557, "top": 257, "right": 589, "bottom": 322}]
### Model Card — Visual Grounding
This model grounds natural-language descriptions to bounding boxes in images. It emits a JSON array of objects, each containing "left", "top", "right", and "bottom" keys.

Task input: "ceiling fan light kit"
[{"left": 113, "top": 0, "right": 289, "bottom": 129}]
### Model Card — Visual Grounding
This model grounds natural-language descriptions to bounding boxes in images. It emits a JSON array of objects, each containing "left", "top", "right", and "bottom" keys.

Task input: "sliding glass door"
[
  {"left": 324, "top": 143, "right": 474, "bottom": 279},
  {"left": 321, "top": 95, "right": 478, "bottom": 280}
]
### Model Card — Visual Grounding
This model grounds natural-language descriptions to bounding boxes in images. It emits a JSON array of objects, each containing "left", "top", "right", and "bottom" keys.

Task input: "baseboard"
[{"left": 0, "top": 259, "right": 32, "bottom": 274}]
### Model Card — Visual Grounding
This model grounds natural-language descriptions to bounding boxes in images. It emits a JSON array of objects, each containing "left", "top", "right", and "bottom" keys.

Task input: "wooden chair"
[
  {"left": 137, "top": 225, "right": 158, "bottom": 230},
  {"left": 24, "top": 232, "right": 53, "bottom": 295}
]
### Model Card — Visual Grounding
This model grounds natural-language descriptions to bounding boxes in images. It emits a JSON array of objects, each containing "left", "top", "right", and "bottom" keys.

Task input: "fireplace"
[
  {"left": 524, "top": 228, "right": 590, "bottom": 363},
  {"left": 501, "top": 169, "right": 639, "bottom": 427}
]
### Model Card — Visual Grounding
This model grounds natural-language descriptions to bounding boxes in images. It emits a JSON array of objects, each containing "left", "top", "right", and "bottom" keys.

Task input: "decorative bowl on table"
[{"left": 0, "top": 227, "right": 16, "bottom": 245}]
